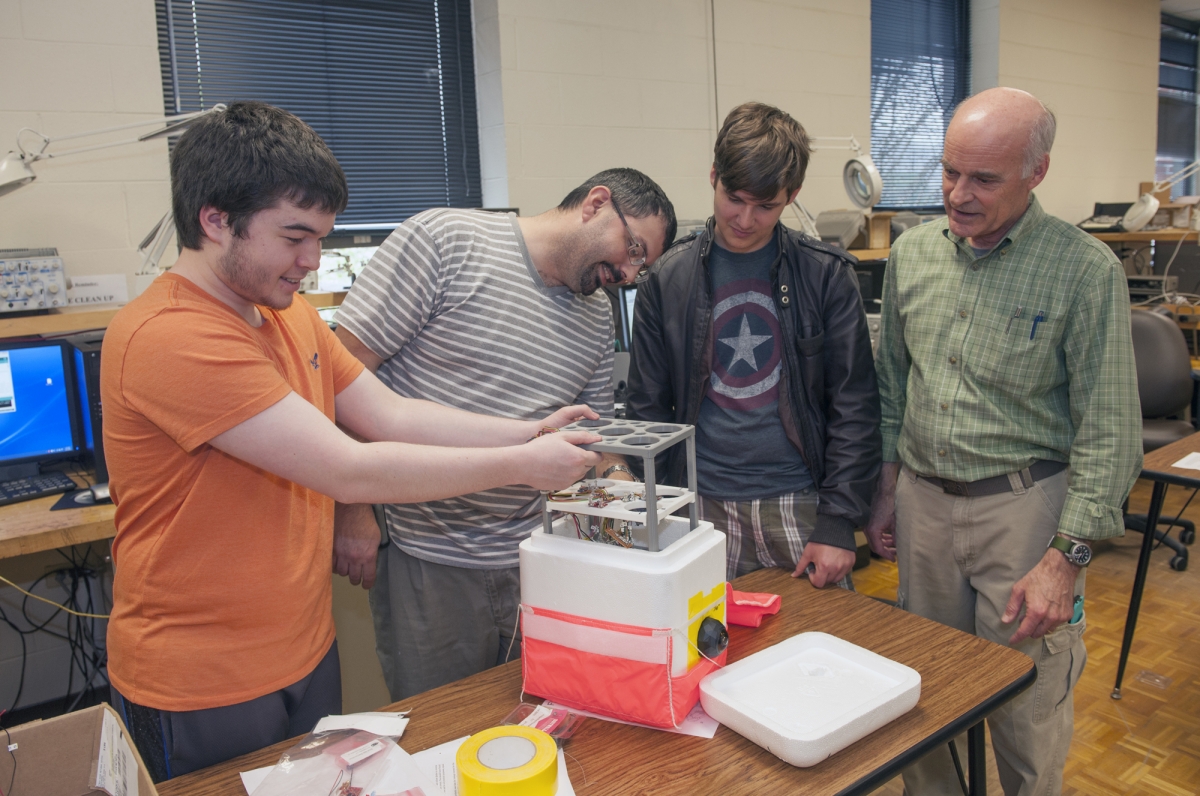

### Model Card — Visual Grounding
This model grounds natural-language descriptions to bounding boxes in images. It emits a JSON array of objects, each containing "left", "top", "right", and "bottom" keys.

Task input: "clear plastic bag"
[
  {"left": 252, "top": 728, "right": 434, "bottom": 796},
  {"left": 502, "top": 701, "right": 585, "bottom": 740}
]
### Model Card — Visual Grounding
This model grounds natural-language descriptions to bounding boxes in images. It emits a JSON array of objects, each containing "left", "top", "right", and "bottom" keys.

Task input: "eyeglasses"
[{"left": 610, "top": 196, "right": 650, "bottom": 282}]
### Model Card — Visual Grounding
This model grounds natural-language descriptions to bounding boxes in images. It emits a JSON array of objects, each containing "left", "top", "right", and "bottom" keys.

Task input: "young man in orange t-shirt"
[{"left": 101, "top": 102, "right": 603, "bottom": 780}]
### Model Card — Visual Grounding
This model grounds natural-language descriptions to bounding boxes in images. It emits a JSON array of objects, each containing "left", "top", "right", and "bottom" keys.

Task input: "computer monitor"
[
  {"left": 0, "top": 339, "right": 83, "bottom": 477},
  {"left": 854, "top": 258, "right": 887, "bottom": 313},
  {"left": 606, "top": 285, "right": 637, "bottom": 353},
  {"left": 318, "top": 226, "right": 396, "bottom": 293},
  {"left": 67, "top": 330, "right": 108, "bottom": 486}
]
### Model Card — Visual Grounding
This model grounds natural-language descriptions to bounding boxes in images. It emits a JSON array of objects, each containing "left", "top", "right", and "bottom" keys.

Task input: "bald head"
[
  {"left": 940, "top": 88, "right": 1055, "bottom": 249},
  {"left": 949, "top": 88, "right": 1056, "bottom": 178}
]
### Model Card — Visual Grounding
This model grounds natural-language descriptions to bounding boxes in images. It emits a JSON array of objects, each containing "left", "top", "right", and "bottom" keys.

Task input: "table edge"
[
  {"left": 1139, "top": 467, "right": 1200, "bottom": 489},
  {"left": 836, "top": 663, "right": 1037, "bottom": 796}
]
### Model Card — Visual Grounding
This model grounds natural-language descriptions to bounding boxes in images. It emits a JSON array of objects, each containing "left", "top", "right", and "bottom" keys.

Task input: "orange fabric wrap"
[{"left": 521, "top": 606, "right": 726, "bottom": 729}]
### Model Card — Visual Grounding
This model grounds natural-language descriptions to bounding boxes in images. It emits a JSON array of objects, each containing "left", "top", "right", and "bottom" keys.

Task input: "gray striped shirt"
[{"left": 336, "top": 209, "right": 615, "bottom": 568}]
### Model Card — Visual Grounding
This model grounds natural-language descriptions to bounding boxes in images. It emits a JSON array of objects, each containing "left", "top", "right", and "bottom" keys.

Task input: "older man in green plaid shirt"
[{"left": 867, "top": 88, "right": 1141, "bottom": 795}]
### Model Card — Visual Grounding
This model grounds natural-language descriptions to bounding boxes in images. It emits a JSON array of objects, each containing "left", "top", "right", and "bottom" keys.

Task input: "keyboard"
[
  {"left": 0, "top": 470, "right": 79, "bottom": 507},
  {"left": 1078, "top": 216, "right": 1125, "bottom": 232}
]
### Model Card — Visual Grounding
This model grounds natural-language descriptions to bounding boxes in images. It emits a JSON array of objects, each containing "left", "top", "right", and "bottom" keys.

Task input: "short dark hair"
[
  {"left": 713, "top": 102, "right": 811, "bottom": 200},
  {"left": 171, "top": 101, "right": 349, "bottom": 250},
  {"left": 558, "top": 168, "right": 677, "bottom": 254}
]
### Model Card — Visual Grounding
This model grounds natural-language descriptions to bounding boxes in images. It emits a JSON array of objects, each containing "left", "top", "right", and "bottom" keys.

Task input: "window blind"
[
  {"left": 870, "top": 0, "right": 970, "bottom": 210},
  {"left": 156, "top": 0, "right": 481, "bottom": 227},
  {"left": 1158, "top": 14, "right": 1199, "bottom": 196}
]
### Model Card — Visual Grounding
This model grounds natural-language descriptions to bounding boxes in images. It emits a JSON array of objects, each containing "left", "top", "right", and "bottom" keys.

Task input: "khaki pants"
[
  {"left": 370, "top": 543, "right": 521, "bottom": 701},
  {"left": 895, "top": 466, "right": 1086, "bottom": 796}
]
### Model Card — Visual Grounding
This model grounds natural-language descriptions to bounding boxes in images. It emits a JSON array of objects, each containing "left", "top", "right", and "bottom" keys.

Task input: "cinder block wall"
[
  {"left": 480, "top": 0, "right": 872, "bottom": 222},
  {"left": 974, "top": 0, "right": 1160, "bottom": 225},
  {"left": 0, "top": 0, "right": 177, "bottom": 294}
]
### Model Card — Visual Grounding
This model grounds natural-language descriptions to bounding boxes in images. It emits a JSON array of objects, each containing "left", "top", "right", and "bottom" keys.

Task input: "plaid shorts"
[{"left": 699, "top": 489, "right": 853, "bottom": 590}]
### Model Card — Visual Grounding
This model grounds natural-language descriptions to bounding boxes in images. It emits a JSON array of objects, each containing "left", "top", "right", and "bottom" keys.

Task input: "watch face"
[{"left": 1071, "top": 543, "right": 1092, "bottom": 566}]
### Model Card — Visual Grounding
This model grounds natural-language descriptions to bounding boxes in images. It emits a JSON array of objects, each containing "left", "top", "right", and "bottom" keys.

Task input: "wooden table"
[
  {"left": 0, "top": 472, "right": 114, "bottom": 560},
  {"left": 158, "top": 568, "right": 1034, "bottom": 796},
  {"left": 1, "top": 310, "right": 118, "bottom": 559},
  {"left": 1112, "top": 431, "right": 1200, "bottom": 699},
  {"left": 1090, "top": 229, "right": 1197, "bottom": 244}
]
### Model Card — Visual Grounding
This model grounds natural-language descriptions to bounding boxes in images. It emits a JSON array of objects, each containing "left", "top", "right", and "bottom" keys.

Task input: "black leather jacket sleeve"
[{"left": 806, "top": 260, "right": 882, "bottom": 549}]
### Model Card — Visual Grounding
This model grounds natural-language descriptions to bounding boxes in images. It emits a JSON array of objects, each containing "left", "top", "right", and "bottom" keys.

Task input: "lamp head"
[
  {"left": 0, "top": 151, "right": 36, "bottom": 197},
  {"left": 843, "top": 154, "right": 883, "bottom": 209},
  {"left": 1121, "top": 193, "right": 1160, "bottom": 233}
]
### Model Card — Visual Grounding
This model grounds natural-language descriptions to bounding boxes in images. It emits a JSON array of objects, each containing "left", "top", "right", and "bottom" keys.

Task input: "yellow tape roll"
[{"left": 456, "top": 725, "right": 558, "bottom": 796}]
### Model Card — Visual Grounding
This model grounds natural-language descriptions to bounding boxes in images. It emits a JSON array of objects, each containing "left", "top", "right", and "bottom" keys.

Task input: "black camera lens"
[{"left": 697, "top": 616, "right": 729, "bottom": 659}]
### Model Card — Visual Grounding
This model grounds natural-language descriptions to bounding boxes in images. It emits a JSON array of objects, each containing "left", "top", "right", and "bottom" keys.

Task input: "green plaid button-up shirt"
[{"left": 877, "top": 195, "right": 1142, "bottom": 540}]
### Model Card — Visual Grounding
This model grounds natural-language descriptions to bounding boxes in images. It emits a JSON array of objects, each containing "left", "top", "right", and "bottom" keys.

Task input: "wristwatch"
[
  {"left": 1048, "top": 534, "right": 1092, "bottom": 567},
  {"left": 601, "top": 464, "right": 637, "bottom": 481}
]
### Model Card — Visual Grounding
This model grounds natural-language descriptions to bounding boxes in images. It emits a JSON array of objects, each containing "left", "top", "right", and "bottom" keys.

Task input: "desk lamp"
[
  {"left": 0, "top": 105, "right": 225, "bottom": 196},
  {"left": 1122, "top": 160, "right": 1200, "bottom": 232},
  {"left": 791, "top": 136, "right": 884, "bottom": 238},
  {"left": 0, "top": 105, "right": 225, "bottom": 280},
  {"left": 810, "top": 135, "right": 885, "bottom": 210}
]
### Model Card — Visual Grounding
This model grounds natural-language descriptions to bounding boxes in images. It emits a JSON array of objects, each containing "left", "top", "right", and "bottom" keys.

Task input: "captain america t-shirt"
[{"left": 695, "top": 237, "right": 813, "bottom": 500}]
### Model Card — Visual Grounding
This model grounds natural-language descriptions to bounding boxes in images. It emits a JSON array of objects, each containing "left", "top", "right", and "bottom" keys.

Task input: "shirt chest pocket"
[{"left": 965, "top": 305, "right": 1067, "bottom": 394}]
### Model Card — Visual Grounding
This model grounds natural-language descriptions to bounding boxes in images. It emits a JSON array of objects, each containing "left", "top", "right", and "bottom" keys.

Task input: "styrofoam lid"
[{"left": 701, "top": 632, "right": 921, "bottom": 741}]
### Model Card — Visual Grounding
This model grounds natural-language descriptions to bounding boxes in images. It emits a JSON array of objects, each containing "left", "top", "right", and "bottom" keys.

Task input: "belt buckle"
[{"left": 941, "top": 479, "right": 968, "bottom": 496}]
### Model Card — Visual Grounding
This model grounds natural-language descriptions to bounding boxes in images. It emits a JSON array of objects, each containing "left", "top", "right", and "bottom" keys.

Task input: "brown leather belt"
[{"left": 917, "top": 460, "right": 1067, "bottom": 497}]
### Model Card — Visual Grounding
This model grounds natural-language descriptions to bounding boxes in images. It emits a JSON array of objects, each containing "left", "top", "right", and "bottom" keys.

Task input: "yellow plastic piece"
[{"left": 456, "top": 725, "right": 558, "bottom": 796}]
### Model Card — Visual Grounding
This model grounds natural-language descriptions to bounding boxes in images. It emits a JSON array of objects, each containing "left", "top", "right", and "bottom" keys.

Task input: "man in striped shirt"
[
  {"left": 868, "top": 88, "right": 1140, "bottom": 794},
  {"left": 333, "top": 168, "right": 676, "bottom": 699}
]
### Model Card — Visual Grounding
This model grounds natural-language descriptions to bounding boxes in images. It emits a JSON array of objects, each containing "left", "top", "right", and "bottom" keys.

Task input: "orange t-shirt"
[{"left": 101, "top": 274, "right": 364, "bottom": 711}]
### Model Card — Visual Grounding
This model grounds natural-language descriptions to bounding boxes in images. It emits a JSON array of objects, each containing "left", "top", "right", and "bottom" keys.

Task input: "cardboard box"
[
  {"left": 1139, "top": 182, "right": 1171, "bottom": 205},
  {"left": 1147, "top": 204, "right": 1193, "bottom": 230},
  {"left": 0, "top": 703, "right": 158, "bottom": 796}
]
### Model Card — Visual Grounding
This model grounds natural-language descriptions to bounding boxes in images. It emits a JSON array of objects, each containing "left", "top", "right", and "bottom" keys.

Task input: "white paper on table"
[
  {"left": 543, "top": 700, "right": 720, "bottom": 739},
  {"left": 240, "top": 743, "right": 436, "bottom": 796},
  {"left": 371, "top": 744, "right": 442, "bottom": 794},
  {"left": 409, "top": 735, "right": 575, "bottom": 796},
  {"left": 1172, "top": 452, "right": 1200, "bottom": 470},
  {"left": 240, "top": 765, "right": 272, "bottom": 795},
  {"left": 314, "top": 711, "right": 411, "bottom": 737}
]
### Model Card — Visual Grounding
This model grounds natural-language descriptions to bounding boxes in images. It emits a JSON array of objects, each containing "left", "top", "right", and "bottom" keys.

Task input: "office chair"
[{"left": 1126, "top": 309, "right": 1195, "bottom": 571}]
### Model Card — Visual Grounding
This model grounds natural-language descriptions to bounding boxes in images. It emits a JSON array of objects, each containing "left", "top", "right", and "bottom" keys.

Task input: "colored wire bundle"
[{"left": 0, "top": 546, "right": 111, "bottom": 716}]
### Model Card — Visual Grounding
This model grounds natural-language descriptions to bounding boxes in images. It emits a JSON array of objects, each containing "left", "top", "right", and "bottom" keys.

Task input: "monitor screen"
[
  {"left": 0, "top": 340, "right": 80, "bottom": 468},
  {"left": 606, "top": 285, "right": 638, "bottom": 352},
  {"left": 319, "top": 227, "right": 394, "bottom": 293},
  {"left": 74, "top": 347, "right": 95, "bottom": 456}
]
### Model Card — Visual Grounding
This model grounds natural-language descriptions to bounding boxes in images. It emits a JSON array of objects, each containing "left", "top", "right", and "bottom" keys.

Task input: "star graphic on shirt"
[{"left": 717, "top": 315, "right": 773, "bottom": 371}]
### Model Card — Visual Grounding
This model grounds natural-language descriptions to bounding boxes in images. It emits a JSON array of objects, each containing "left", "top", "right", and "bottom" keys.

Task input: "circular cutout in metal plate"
[
  {"left": 646, "top": 425, "right": 679, "bottom": 434},
  {"left": 621, "top": 435, "right": 658, "bottom": 446},
  {"left": 599, "top": 427, "right": 629, "bottom": 436},
  {"left": 575, "top": 419, "right": 610, "bottom": 427}
]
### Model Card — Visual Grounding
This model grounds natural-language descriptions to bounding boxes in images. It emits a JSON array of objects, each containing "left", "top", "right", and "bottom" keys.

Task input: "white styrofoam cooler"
[
  {"left": 700, "top": 632, "right": 921, "bottom": 767},
  {"left": 519, "top": 514, "right": 726, "bottom": 676}
]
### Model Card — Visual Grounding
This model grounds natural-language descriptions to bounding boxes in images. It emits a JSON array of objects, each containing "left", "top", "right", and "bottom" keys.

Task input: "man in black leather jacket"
[{"left": 627, "top": 102, "right": 881, "bottom": 587}]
